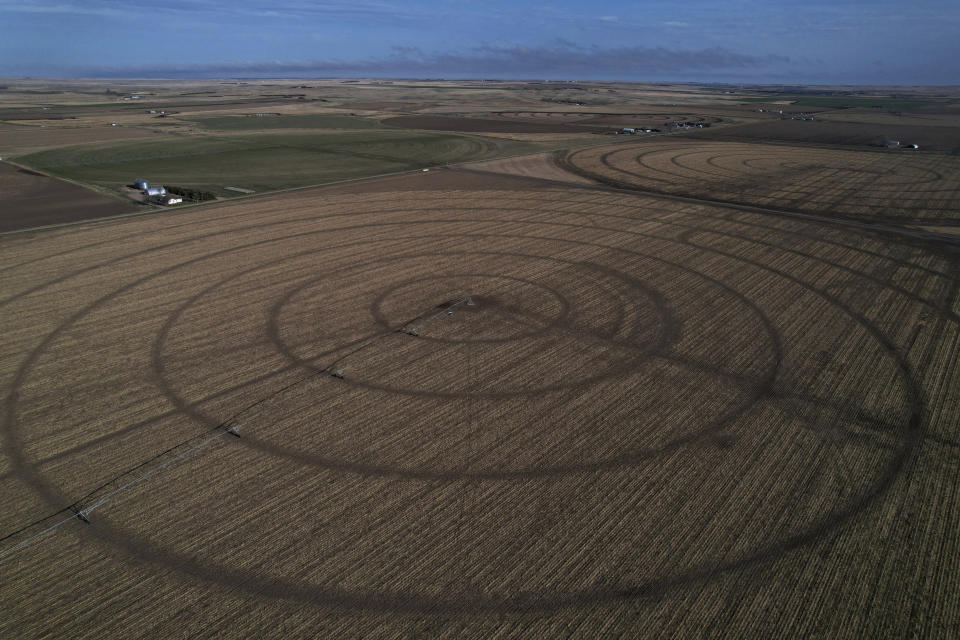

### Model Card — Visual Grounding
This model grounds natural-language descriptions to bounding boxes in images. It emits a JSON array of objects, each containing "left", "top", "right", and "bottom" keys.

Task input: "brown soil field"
[
  {"left": 446, "top": 131, "right": 598, "bottom": 144},
  {"left": 493, "top": 110, "right": 594, "bottom": 123},
  {"left": 579, "top": 114, "right": 721, "bottom": 127},
  {"left": 0, "top": 162, "right": 139, "bottom": 232},
  {"left": 689, "top": 119, "right": 960, "bottom": 155},
  {"left": 340, "top": 101, "right": 431, "bottom": 111},
  {"left": 382, "top": 115, "right": 598, "bottom": 134},
  {"left": 561, "top": 140, "right": 960, "bottom": 226},
  {"left": 0, "top": 168, "right": 958, "bottom": 638}
]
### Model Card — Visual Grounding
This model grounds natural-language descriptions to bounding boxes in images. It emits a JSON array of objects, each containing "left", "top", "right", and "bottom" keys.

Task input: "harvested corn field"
[
  {"left": 561, "top": 140, "right": 960, "bottom": 226},
  {"left": 464, "top": 151, "right": 597, "bottom": 185},
  {"left": 1, "top": 169, "right": 958, "bottom": 638}
]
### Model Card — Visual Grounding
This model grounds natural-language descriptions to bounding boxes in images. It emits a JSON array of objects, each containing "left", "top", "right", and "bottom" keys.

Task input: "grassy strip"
[{"left": 14, "top": 130, "right": 546, "bottom": 196}]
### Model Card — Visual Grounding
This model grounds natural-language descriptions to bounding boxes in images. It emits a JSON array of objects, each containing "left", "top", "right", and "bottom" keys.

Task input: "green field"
[
  {"left": 15, "top": 131, "right": 543, "bottom": 195},
  {"left": 184, "top": 114, "right": 382, "bottom": 130}
]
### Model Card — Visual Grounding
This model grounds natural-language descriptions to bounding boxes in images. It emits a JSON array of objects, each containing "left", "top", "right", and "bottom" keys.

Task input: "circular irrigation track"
[
  {"left": 1, "top": 174, "right": 958, "bottom": 615},
  {"left": 561, "top": 140, "right": 960, "bottom": 226}
]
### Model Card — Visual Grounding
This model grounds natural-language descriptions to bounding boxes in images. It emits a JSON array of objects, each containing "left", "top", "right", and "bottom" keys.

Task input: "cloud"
[
  {"left": 0, "top": 2, "right": 123, "bottom": 17},
  {"left": 66, "top": 43, "right": 789, "bottom": 78},
  {"left": 0, "top": 0, "right": 452, "bottom": 24}
]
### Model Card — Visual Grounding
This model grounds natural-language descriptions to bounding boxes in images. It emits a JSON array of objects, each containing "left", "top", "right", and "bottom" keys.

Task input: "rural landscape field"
[{"left": 1, "top": 78, "right": 959, "bottom": 638}]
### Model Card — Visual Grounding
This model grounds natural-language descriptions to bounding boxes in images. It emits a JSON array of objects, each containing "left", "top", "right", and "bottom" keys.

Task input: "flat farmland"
[
  {"left": 0, "top": 122, "right": 164, "bottom": 156},
  {"left": 1, "top": 169, "right": 958, "bottom": 638},
  {"left": 184, "top": 114, "right": 382, "bottom": 130},
  {"left": 382, "top": 114, "right": 600, "bottom": 134},
  {"left": 493, "top": 111, "right": 724, "bottom": 127},
  {"left": 13, "top": 131, "right": 546, "bottom": 197},
  {"left": 813, "top": 109, "right": 960, "bottom": 128},
  {"left": 0, "top": 162, "right": 138, "bottom": 232},
  {"left": 466, "top": 152, "right": 597, "bottom": 185},
  {"left": 689, "top": 118, "right": 960, "bottom": 155},
  {"left": 561, "top": 140, "right": 960, "bottom": 226}
]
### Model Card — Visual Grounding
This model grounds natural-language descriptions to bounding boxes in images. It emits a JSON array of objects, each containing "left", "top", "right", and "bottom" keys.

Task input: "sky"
[{"left": 1, "top": 0, "right": 958, "bottom": 84}]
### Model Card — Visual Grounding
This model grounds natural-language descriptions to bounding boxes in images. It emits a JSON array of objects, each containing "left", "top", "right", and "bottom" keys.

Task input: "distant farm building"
[
  {"left": 145, "top": 186, "right": 167, "bottom": 197},
  {"left": 133, "top": 178, "right": 149, "bottom": 190},
  {"left": 613, "top": 127, "right": 658, "bottom": 135},
  {"left": 161, "top": 195, "right": 183, "bottom": 205}
]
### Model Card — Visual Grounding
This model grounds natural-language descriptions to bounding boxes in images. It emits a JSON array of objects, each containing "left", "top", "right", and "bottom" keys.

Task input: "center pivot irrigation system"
[
  {"left": 0, "top": 296, "right": 476, "bottom": 566},
  {"left": 397, "top": 296, "right": 475, "bottom": 338}
]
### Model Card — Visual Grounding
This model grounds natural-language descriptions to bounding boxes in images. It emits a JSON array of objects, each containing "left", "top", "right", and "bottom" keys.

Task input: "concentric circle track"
[
  {"left": 561, "top": 140, "right": 960, "bottom": 226},
  {"left": 1, "top": 171, "right": 957, "bottom": 619}
]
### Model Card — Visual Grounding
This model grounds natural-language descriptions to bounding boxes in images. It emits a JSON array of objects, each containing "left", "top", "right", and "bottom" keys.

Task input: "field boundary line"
[
  {"left": 0, "top": 158, "right": 140, "bottom": 206},
  {"left": 7, "top": 132, "right": 958, "bottom": 253},
  {"left": 0, "top": 133, "right": 646, "bottom": 237},
  {"left": 0, "top": 164, "right": 432, "bottom": 237},
  {"left": 454, "top": 165, "right": 960, "bottom": 250}
]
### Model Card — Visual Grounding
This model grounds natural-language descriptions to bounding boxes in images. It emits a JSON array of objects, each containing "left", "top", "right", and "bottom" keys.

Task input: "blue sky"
[{"left": 1, "top": 0, "right": 957, "bottom": 84}]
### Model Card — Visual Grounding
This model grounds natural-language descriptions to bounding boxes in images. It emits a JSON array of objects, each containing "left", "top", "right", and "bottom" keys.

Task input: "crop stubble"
[
  {"left": 561, "top": 139, "right": 960, "bottom": 226},
  {"left": 0, "top": 169, "right": 958, "bottom": 637}
]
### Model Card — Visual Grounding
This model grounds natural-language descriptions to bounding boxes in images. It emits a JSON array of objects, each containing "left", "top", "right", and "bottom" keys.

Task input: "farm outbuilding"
[
  {"left": 145, "top": 186, "right": 166, "bottom": 197},
  {"left": 133, "top": 178, "right": 149, "bottom": 190}
]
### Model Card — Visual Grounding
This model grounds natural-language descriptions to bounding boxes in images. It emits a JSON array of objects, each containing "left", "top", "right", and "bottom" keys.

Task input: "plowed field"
[
  {"left": 0, "top": 162, "right": 138, "bottom": 232},
  {"left": 1, "top": 169, "right": 958, "bottom": 638}
]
